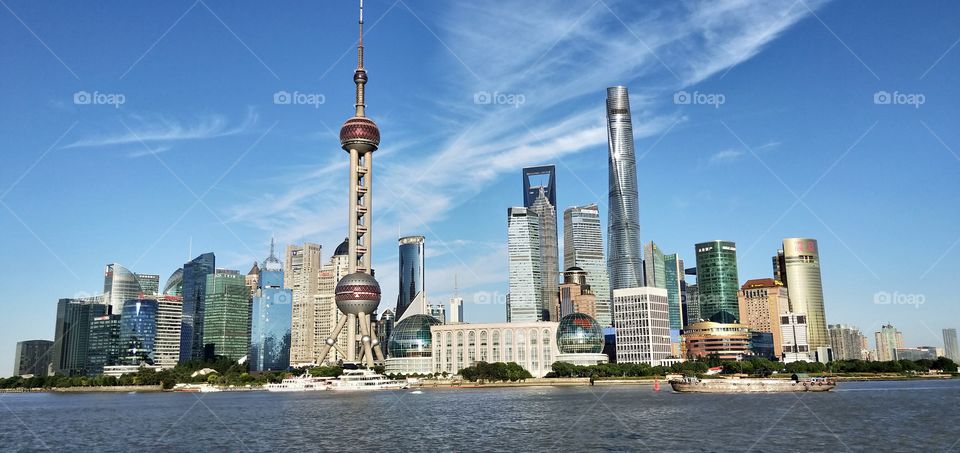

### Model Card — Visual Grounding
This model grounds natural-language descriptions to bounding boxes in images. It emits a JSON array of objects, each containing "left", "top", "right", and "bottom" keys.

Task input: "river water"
[{"left": 1, "top": 379, "right": 957, "bottom": 452}]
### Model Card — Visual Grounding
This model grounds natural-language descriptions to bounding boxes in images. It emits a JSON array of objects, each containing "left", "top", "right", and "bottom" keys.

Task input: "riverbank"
[{"left": 0, "top": 385, "right": 164, "bottom": 393}]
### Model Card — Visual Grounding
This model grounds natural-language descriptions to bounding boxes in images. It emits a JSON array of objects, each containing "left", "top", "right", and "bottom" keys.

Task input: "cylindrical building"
[
  {"left": 606, "top": 86, "right": 643, "bottom": 291},
  {"left": 782, "top": 238, "right": 828, "bottom": 349}
]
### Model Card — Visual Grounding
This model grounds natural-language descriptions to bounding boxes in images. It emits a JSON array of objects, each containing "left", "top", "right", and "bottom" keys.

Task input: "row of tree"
[{"left": 459, "top": 361, "right": 533, "bottom": 382}]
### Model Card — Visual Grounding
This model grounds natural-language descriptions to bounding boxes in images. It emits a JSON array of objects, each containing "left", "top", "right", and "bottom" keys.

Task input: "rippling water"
[{"left": 1, "top": 379, "right": 958, "bottom": 452}]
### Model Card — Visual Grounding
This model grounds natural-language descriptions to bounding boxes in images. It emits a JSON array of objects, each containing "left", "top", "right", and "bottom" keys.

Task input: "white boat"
[
  {"left": 265, "top": 375, "right": 335, "bottom": 392},
  {"left": 329, "top": 369, "right": 408, "bottom": 391}
]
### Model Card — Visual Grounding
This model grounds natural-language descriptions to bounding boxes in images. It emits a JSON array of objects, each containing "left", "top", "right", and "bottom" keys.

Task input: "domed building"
[
  {"left": 555, "top": 313, "right": 609, "bottom": 366},
  {"left": 384, "top": 314, "right": 441, "bottom": 375}
]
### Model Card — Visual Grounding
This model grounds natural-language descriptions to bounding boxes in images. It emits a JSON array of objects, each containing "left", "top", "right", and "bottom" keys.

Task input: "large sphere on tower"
[
  {"left": 335, "top": 271, "right": 381, "bottom": 315},
  {"left": 340, "top": 116, "right": 380, "bottom": 153}
]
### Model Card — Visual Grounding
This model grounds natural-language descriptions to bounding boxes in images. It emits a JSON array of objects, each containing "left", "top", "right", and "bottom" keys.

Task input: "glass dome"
[
  {"left": 387, "top": 314, "right": 441, "bottom": 358},
  {"left": 556, "top": 313, "right": 604, "bottom": 354}
]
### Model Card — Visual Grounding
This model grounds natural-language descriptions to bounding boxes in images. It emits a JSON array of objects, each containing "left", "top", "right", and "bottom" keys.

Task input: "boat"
[
  {"left": 669, "top": 376, "right": 836, "bottom": 393},
  {"left": 329, "top": 369, "right": 408, "bottom": 391},
  {"left": 265, "top": 375, "right": 335, "bottom": 392}
]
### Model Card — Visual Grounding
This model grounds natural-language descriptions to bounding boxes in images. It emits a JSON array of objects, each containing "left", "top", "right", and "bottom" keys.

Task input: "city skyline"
[{"left": 3, "top": 0, "right": 960, "bottom": 376}]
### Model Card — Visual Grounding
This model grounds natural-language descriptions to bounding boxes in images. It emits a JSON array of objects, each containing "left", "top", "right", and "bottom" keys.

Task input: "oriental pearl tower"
[{"left": 317, "top": 0, "right": 385, "bottom": 368}]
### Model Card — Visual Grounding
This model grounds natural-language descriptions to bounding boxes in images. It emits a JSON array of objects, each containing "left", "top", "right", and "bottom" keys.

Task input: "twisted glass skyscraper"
[{"left": 605, "top": 86, "right": 643, "bottom": 291}]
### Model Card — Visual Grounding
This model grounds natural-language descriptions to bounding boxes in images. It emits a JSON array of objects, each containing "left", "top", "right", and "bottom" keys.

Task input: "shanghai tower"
[{"left": 605, "top": 86, "right": 643, "bottom": 291}]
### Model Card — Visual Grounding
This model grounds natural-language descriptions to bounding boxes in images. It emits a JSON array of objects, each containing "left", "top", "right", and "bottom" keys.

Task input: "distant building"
[
  {"left": 202, "top": 270, "right": 249, "bottom": 361},
  {"left": 120, "top": 299, "right": 158, "bottom": 366},
  {"left": 663, "top": 254, "right": 685, "bottom": 332},
  {"left": 286, "top": 242, "right": 323, "bottom": 366},
  {"left": 694, "top": 240, "right": 740, "bottom": 323},
  {"left": 606, "top": 86, "right": 644, "bottom": 292},
  {"left": 431, "top": 321, "right": 560, "bottom": 378},
  {"left": 179, "top": 252, "right": 215, "bottom": 363},
  {"left": 683, "top": 321, "right": 751, "bottom": 361},
  {"left": 685, "top": 284, "right": 700, "bottom": 327},
  {"left": 829, "top": 324, "right": 868, "bottom": 361},
  {"left": 396, "top": 236, "right": 425, "bottom": 320},
  {"left": 643, "top": 241, "right": 666, "bottom": 289},
  {"left": 136, "top": 273, "right": 160, "bottom": 297},
  {"left": 749, "top": 331, "right": 776, "bottom": 360},
  {"left": 103, "top": 263, "right": 150, "bottom": 314},
  {"left": 737, "top": 279, "right": 789, "bottom": 360},
  {"left": 251, "top": 240, "right": 293, "bottom": 372},
  {"left": 428, "top": 304, "right": 447, "bottom": 324},
  {"left": 612, "top": 287, "right": 672, "bottom": 365},
  {"left": 449, "top": 296, "right": 463, "bottom": 324},
  {"left": 563, "top": 204, "right": 611, "bottom": 326},
  {"left": 162, "top": 268, "right": 183, "bottom": 297},
  {"left": 781, "top": 238, "right": 829, "bottom": 349},
  {"left": 875, "top": 324, "right": 903, "bottom": 362},
  {"left": 943, "top": 328, "right": 959, "bottom": 362},
  {"left": 14, "top": 340, "right": 53, "bottom": 377},
  {"left": 507, "top": 207, "right": 542, "bottom": 322},
  {"left": 558, "top": 267, "right": 597, "bottom": 319},
  {"left": 86, "top": 314, "right": 122, "bottom": 375},
  {"left": 524, "top": 166, "right": 560, "bottom": 322},
  {"left": 154, "top": 295, "right": 183, "bottom": 369},
  {"left": 377, "top": 309, "right": 395, "bottom": 350},
  {"left": 314, "top": 240, "right": 351, "bottom": 365},
  {"left": 54, "top": 297, "right": 109, "bottom": 376},
  {"left": 780, "top": 313, "right": 811, "bottom": 363},
  {"left": 895, "top": 347, "right": 937, "bottom": 361}
]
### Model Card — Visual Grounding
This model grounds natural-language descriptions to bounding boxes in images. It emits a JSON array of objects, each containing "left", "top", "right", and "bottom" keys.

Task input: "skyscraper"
[
  {"left": 315, "top": 239, "right": 351, "bottom": 365},
  {"left": 251, "top": 240, "right": 293, "bottom": 372},
  {"left": 86, "top": 314, "right": 122, "bottom": 375},
  {"left": 772, "top": 249, "right": 787, "bottom": 285},
  {"left": 162, "top": 268, "right": 183, "bottom": 297},
  {"left": 875, "top": 324, "right": 903, "bottom": 361},
  {"left": 397, "top": 235, "right": 425, "bottom": 321},
  {"left": 53, "top": 297, "right": 109, "bottom": 376},
  {"left": 507, "top": 207, "right": 542, "bottom": 322},
  {"left": 154, "top": 295, "right": 183, "bottom": 369},
  {"left": 179, "top": 252, "right": 215, "bottom": 363},
  {"left": 606, "top": 86, "right": 643, "bottom": 291},
  {"left": 643, "top": 241, "right": 666, "bottom": 289},
  {"left": 202, "top": 270, "right": 249, "bottom": 361},
  {"left": 558, "top": 267, "right": 597, "bottom": 318},
  {"left": 663, "top": 254, "right": 685, "bottom": 331},
  {"left": 695, "top": 240, "right": 740, "bottom": 324},
  {"left": 685, "top": 283, "right": 700, "bottom": 327},
  {"left": 523, "top": 165, "right": 559, "bottom": 322},
  {"left": 285, "top": 242, "right": 322, "bottom": 365},
  {"left": 563, "top": 204, "right": 611, "bottom": 326},
  {"left": 14, "top": 340, "right": 53, "bottom": 377},
  {"left": 782, "top": 238, "right": 829, "bottom": 349},
  {"left": 120, "top": 299, "right": 158, "bottom": 365},
  {"left": 449, "top": 279, "right": 464, "bottom": 324},
  {"left": 737, "top": 279, "right": 789, "bottom": 359},
  {"left": 103, "top": 263, "right": 148, "bottom": 314},
  {"left": 943, "top": 328, "right": 959, "bottom": 362},
  {"left": 316, "top": 1, "right": 386, "bottom": 367}
]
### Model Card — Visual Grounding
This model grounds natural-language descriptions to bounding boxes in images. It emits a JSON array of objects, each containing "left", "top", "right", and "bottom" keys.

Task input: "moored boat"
[
  {"left": 670, "top": 376, "right": 836, "bottom": 393},
  {"left": 265, "top": 375, "right": 335, "bottom": 392},
  {"left": 329, "top": 369, "right": 408, "bottom": 391}
]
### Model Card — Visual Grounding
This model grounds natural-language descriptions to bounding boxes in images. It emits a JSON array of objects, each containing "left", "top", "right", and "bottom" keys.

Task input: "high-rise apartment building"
[
  {"left": 875, "top": 324, "right": 903, "bottom": 362},
  {"left": 612, "top": 287, "right": 671, "bottom": 365},
  {"left": 781, "top": 238, "right": 829, "bottom": 349},
  {"left": 507, "top": 207, "right": 542, "bottom": 322},
  {"left": 524, "top": 165, "right": 559, "bottom": 322},
  {"left": 179, "top": 252, "right": 215, "bottom": 363},
  {"left": 14, "top": 340, "right": 53, "bottom": 377},
  {"left": 251, "top": 240, "right": 293, "bottom": 371},
  {"left": 563, "top": 204, "right": 611, "bottom": 326},
  {"left": 738, "top": 279, "right": 789, "bottom": 360},
  {"left": 202, "top": 270, "right": 249, "bottom": 361},
  {"left": 285, "top": 242, "right": 323, "bottom": 365},
  {"left": 606, "top": 86, "right": 643, "bottom": 292},
  {"left": 397, "top": 236, "right": 425, "bottom": 321},
  {"left": 943, "top": 328, "right": 959, "bottom": 362},
  {"left": 829, "top": 324, "right": 867, "bottom": 361},
  {"left": 694, "top": 240, "right": 740, "bottom": 324}
]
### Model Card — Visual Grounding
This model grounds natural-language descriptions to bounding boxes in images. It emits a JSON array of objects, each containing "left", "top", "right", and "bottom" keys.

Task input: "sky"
[{"left": 1, "top": 0, "right": 959, "bottom": 377}]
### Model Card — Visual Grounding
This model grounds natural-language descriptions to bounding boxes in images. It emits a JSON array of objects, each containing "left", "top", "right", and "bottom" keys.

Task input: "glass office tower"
[
  {"left": 53, "top": 297, "right": 109, "bottom": 376},
  {"left": 694, "top": 240, "right": 740, "bottom": 324},
  {"left": 179, "top": 252, "right": 215, "bottom": 363},
  {"left": 663, "top": 254, "right": 685, "bottom": 331},
  {"left": 87, "top": 314, "right": 122, "bottom": 375},
  {"left": 103, "top": 264, "right": 147, "bottom": 314},
  {"left": 14, "top": 340, "right": 53, "bottom": 377},
  {"left": 563, "top": 204, "right": 612, "bottom": 326},
  {"left": 396, "top": 236, "right": 425, "bottom": 320},
  {"left": 507, "top": 207, "right": 543, "bottom": 322},
  {"left": 202, "top": 270, "right": 250, "bottom": 361},
  {"left": 606, "top": 86, "right": 643, "bottom": 291},
  {"left": 523, "top": 165, "right": 560, "bottom": 322},
  {"left": 251, "top": 242, "right": 293, "bottom": 371},
  {"left": 782, "top": 238, "right": 829, "bottom": 349},
  {"left": 120, "top": 299, "right": 158, "bottom": 365}
]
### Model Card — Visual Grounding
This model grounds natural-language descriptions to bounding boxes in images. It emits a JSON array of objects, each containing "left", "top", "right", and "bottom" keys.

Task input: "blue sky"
[{"left": 2, "top": 0, "right": 958, "bottom": 376}]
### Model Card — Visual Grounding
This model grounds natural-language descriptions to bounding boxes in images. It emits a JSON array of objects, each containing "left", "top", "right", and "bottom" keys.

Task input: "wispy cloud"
[
  {"left": 226, "top": 0, "right": 827, "bottom": 305},
  {"left": 710, "top": 148, "right": 746, "bottom": 164},
  {"left": 63, "top": 107, "right": 258, "bottom": 151}
]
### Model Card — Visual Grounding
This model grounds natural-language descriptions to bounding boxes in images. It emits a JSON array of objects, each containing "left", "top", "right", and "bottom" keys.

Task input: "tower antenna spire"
[{"left": 354, "top": 0, "right": 367, "bottom": 117}]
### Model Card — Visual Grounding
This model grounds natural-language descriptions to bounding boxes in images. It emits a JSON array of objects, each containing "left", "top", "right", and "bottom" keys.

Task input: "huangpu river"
[{"left": 1, "top": 379, "right": 957, "bottom": 452}]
